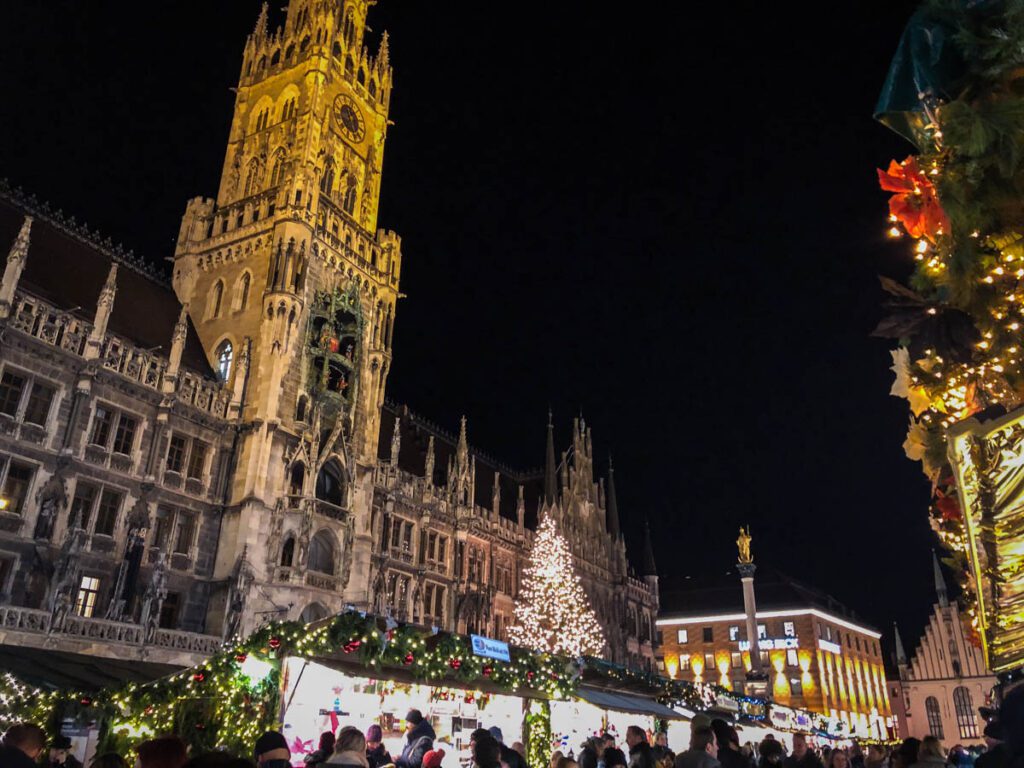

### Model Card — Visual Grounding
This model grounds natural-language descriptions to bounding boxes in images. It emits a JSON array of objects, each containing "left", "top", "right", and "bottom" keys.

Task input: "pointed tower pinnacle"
[
  {"left": 377, "top": 30, "right": 390, "bottom": 70},
  {"left": 390, "top": 415, "right": 401, "bottom": 466},
  {"left": 606, "top": 456, "right": 621, "bottom": 538},
  {"left": 0, "top": 215, "right": 33, "bottom": 318},
  {"left": 424, "top": 435, "right": 435, "bottom": 485},
  {"left": 253, "top": 2, "right": 269, "bottom": 40},
  {"left": 544, "top": 409, "right": 558, "bottom": 507},
  {"left": 457, "top": 415, "right": 469, "bottom": 468},
  {"left": 933, "top": 549, "right": 949, "bottom": 608},
  {"left": 894, "top": 621, "right": 908, "bottom": 667},
  {"left": 642, "top": 519, "right": 657, "bottom": 576}
]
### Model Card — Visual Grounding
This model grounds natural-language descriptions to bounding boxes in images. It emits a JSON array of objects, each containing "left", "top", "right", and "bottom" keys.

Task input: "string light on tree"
[{"left": 508, "top": 512, "right": 605, "bottom": 657}]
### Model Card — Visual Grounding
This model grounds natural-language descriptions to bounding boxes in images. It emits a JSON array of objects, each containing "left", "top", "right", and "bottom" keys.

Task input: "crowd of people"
[{"left": 1, "top": 701, "right": 1020, "bottom": 768}]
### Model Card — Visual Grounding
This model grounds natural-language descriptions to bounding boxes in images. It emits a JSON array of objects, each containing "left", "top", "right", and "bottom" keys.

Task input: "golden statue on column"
[{"left": 737, "top": 526, "right": 753, "bottom": 564}]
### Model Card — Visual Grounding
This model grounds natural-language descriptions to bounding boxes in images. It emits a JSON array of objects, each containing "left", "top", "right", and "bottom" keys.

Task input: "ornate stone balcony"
[{"left": 0, "top": 604, "right": 222, "bottom": 666}]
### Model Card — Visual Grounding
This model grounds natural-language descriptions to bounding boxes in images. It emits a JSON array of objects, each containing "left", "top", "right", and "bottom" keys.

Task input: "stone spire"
[
  {"left": 390, "top": 415, "right": 401, "bottom": 466},
  {"left": 252, "top": 2, "right": 269, "bottom": 41},
  {"left": 86, "top": 263, "right": 118, "bottom": 357},
  {"left": 377, "top": 30, "right": 390, "bottom": 69},
  {"left": 164, "top": 304, "right": 189, "bottom": 391},
  {"left": 933, "top": 549, "right": 949, "bottom": 608},
  {"left": 457, "top": 415, "right": 469, "bottom": 470},
  {"left": 424, "top": 435, "right": 435, "bottom": 484},
  {"left": 516, "top": 484, "right": 525, "bottom": 527},
  {"left": 606, "top": 456, "right": 621, "bottom": 538},
  {"left": 492, "top": 471, "right": 501, "bottom": 517},
  {"left": 0, "top": 214, "right": 32, "bottom": 318},
  {"left": 894, "top": 621, "right": 908, "bottom": 667},
  {"left": 642, "top": 519, "right": 657, "bottom": 576},
  {"left": 544, "top": 410, "right": 557, "bottom": 507}
]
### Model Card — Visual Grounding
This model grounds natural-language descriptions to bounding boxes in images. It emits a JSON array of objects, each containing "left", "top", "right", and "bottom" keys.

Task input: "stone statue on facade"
[
  {"left": 223, "top": 549, "right": 254, "bottom": 641},
  {"left": 47, "top": 525, "right": 84, "bottom": 632},
  {"left": 105, "top": 497, "right": 152, "bottom": 621},
  {"left": 33, "top": 470, "right": 68, "bottom": 541},
  {"left": 737, "top": 526, "right": 753, "bottom": 564},
  {"left": 139, "top": 551, "right": 168, "bottom": 642}
]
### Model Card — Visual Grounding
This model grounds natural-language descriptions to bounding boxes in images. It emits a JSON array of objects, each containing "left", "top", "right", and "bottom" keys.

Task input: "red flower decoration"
[
  {"left": 877, "top": 156, "right": 949, "bottom": 242},
  {"left": 343, "top": 639, "right": 362, "bottom": 654},
  {"left": 193, "top": 673, "right": 205, "bottom": 682},
  {"left": 526, "top": 671, "right": 535, "bottom": 681},
  {"left": 934, "top": 489, "right": 962, "bottom": 521},
  {"left": 79, "top": 697, "right": 93, "bottom": 707}
]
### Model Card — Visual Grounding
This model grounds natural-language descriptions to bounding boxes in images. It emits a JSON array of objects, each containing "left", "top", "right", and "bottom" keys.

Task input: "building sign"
[
  {"left": 738, "top": 637, "right": 799, "bottom": 651},
  {"left": 818, "top": 639, "right": 842, "bottom": 655},
  {"left": 470, "top": 634, "right": 511, "bottom": 662},
  {"left": 770, "top": 705, "right": 797, "bottom": 730}
]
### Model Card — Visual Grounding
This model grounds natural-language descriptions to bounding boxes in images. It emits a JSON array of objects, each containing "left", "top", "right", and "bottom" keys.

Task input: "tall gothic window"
[
  {"left": 237, "top": 272, "right": 251, "bottom": 310},
  {"left": 320, "top": 159, "right": 335, "bottom": 197},
  {"left": 953, "top": 687, "right": 979, "bottom": 739},
  {"left": 244, "top": 158, "right": 260, "bottom": 197},
  {"left": 316, "top": 460, "right": 345, "bottom": 507},
  {"left": 925, "top": 696, "right": 944, "bottom": 739},
  {"left": 210, "top": 281, "right": 224, "bottom": 319},
  {"left": 216, "top": 341, "right": 233, "bottom": 383},
  {"left": 308, "top": 531, "right": 336, "bottom": 575},
  {"left": 343, "top": 177, "right": 357, "bottom": 214},
  {"left": 280, "top": 537, "right": 295, "bottom": 568}
]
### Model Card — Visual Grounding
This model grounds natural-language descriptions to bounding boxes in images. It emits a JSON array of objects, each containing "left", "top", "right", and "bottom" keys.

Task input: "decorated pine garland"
[{"left": 876, "top": 0, "right": 1024, "bottom": 640}]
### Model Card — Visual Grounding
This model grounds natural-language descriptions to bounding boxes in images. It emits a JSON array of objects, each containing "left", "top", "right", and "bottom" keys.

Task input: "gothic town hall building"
[{"left": 0, "top": 0, "right": 659, "bottom": 674}]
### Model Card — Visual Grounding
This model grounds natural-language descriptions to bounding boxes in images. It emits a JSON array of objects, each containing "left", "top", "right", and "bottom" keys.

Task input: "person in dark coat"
[
  {"left": 51, "top": 735, "right": 84, "bottom": 768},
  {"left": 782, "top": 736, "right": 822, "bottom": 768},
  {"left": 396, "top": 710, "right": 435, "bottom": 768},
  {"left": 578, "top": 739, "right": 603, "bottom": 768},
  {"left": 488, "top": 728, "right": 527, "bottom": 768},
  {"left": 709, "top": 721, "right": 748, "bottom": 768},
  {"left": 626, "top": 727, "right": 655, "bottom": 768},
  {"left": 366, "top": 726, "right": 393, "bottom": 768},
  {"left": 1, "top": 723, "right": 47, "bottom": 768},
  {"left": 306, "top": 733, "right": 337, "bottom": 768},
  {"left": 253, "top": 732, "right": 291, "bottom": 768}
]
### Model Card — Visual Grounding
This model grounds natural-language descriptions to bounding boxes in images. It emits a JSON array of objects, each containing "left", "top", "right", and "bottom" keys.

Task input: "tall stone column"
[{"left": 738, "top": 561, "right": 763, "bottom": 675}]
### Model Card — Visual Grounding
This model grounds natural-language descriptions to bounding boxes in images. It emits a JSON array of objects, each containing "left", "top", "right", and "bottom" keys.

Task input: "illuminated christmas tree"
[{"left": 509, "top": 512, "right": 605, "bottom": 657}]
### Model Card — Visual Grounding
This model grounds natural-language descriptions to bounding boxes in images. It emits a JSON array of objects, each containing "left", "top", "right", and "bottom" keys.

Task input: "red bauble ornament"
[
  {"left": 193, "top": 672, "right": 205, "bottom": 682},
  {"left": 79, "top": 697, "right": 93, "bottom": 707},
  {"left": 269, "top": 637, "right": 282, "bottom": 649},
  {"left": 235, "top": 653, "right": 248, "bottom": 663},
  {"left": 482, "top": 665, "right": 493, "bottom": 677},
  {"left": 195, "top": 723, "right": 206, "bottom": 731},
  {"left": 343, "top": 639, "right": 362, "bottom": 654},
  {"left": 449, "top": 658, "right": 462, "bottom": 670},
  {"left": 328, "top": 337, "right": 340, "bottom": 353},
  {"left": 526, "top": 671, "right": 535, "bottom": 682},
  {"left": 404, "top": 652, "right": 415, "bottom": 665}
]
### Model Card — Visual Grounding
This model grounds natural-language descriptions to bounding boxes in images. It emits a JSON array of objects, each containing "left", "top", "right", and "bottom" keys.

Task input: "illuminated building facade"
[
  {"left": 891, "top": 554, "right": 994, "bottom": 745},
  {"left": 657, "top": 569, "right": 893, "bottom": 739},
  {"left": 0, "top": 0, "right": 657, "bottom": 670}
]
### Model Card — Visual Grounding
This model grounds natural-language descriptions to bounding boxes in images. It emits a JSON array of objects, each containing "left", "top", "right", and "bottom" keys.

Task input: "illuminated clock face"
[{"left": 333, "top": 94, "right": 366, "bottom": 143}]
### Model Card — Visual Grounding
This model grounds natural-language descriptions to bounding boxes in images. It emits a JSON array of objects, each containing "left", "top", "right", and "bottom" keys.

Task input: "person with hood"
[
  {"left": 51, "top": 735, "right": 84, "bottom": 768},
  {"left": 306, "top": 733, "right": 337, "bottom": 768},
  {"left": 327, "top": 727, "right": 370, "bottom": 768},
  {"left": 421, "top": 750, "right": 445, "bottom": 768},
  {"left": 626, "top": 727, "right": 655, "bottom": 768},
  {"left": 254, "top": 733, "right": 291, "bottom": 768},
  {"left": 396, "top": 710, "right": 435, "bottom": 768},
  {"left": 366, "top": 726, "right": 392, "bottom": 768},
  {"left": 673, "top": 726, "right": 719, "bottom": 768}
]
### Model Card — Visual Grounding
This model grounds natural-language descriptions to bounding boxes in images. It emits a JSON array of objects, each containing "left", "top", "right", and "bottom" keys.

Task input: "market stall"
[
  {"left": 549, "top": 687, "right": 686, "bottom": 757},
  {"left": 280, "top": 657, "right": 529, "bottom": 768}
]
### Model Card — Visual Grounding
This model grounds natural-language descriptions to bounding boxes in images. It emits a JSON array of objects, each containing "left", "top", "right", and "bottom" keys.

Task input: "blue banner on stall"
[{"left": 470, "top": 634, "right": 511, "bottom": 662}]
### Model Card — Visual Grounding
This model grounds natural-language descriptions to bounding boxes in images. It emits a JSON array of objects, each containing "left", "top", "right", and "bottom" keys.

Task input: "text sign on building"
[
  {"left": 738, "top": 637, "right": 799, "bottom": 651},
  {"left": 471, "top": 634, "right": 511, "bottom": 662}
]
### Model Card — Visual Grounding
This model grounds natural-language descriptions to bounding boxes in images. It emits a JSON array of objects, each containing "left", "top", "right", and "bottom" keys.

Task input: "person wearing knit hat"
[
  {"left": 396, "top": 710, "right": 435, "bottom": 768},
  {"left": 255, "top": 732, "right": 291, "bottom": 768},
  {"left": 422, "top": 749, "right": 446, "bottom": 768},
  {"left": 366, "top": 725, "right": 393, "bottom": 768}
]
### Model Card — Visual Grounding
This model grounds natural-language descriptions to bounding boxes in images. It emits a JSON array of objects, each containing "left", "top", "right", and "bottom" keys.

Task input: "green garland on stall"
[{"left": 524, "top": 699, "right": 552, "bottom": 768}]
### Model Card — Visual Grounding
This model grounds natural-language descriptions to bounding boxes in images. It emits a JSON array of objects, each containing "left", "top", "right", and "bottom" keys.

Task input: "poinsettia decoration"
[{"left": 878, "top": 156, "right": 949, "bottom": 242}]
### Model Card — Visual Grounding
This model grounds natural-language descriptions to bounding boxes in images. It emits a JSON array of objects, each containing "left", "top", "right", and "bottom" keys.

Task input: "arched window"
[
  {"left": 271, "top": 48, "right": 281, "bottom": 66},
  {"left": 244, "top": 158, "right": 260, "bottom": 197},
  {"left": 301, "top": 602, "right": 328, "bottom": 623},
  {"left": 307, "top": 531, "right": 336, "bottom": 575},
  {"left": 270, "top": 151, "right": 287, "bottom": 186},
  {"left": 285, "top": 44, "right": 295, "bottom": 61},
  {"left": 300, "top": 36, "right": 310, "bottom": 52},
  {"left": 925, "top": 696, "right": 944, "bottom": 739},
  {"left": 237, "top": 272, "right": 251, "bottom": 310},
  {"left": 216, "top": 340, "right": 233, "bottom": 382},
  {"left": 257, "top": 56, "right": 267, "bottom": 72},
  {"left": 357, "top": 67, "right": 365, "bottom": 85},
  {"left": 345, "top": 56, "right": 355, "bottom": 76},
  {"left": 342, "top": 177, "right": 357, "bottom": 214},
  {"left": 369, "top": 79, "right": 377, "bottom": 98},
  {"left": 953, "top": 687, "right": 979, "bottom": 739},
  {"left": 295, "top": 394, "right": 308, "bottom": 423},
  {"left": 332, "top": 41, "right": 342, "bottom": 59},
  {"left": 289, "top": 463, "right": 305, "bottom": 496},
  {"left": 343, "top": 13, "right": 355, "bottom": 46},
  {"left": 316, "top": 460, "right": 345, "bottom": 507},
  {"left": 210, "top": 281, "right": 224, "bottom": 319},
  {"left": 320, "top": 159, "right": 335, "bottom": 197},
  {"left": 280, "top": 537, "right": 295, "bottom": 567}
]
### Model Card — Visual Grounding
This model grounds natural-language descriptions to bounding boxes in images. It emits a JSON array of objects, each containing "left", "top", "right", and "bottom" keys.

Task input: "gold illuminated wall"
[
  {"left": 658, "top": 612, "right": 893, "bottom": 738},
  {"left": 949, "top": 406, "right": 1024, "bottom": 673}
]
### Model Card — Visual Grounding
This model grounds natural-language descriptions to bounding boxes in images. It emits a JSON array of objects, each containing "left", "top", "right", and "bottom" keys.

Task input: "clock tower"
[{"left": 172, "top": 0, "right": 401, "bottom": 631}]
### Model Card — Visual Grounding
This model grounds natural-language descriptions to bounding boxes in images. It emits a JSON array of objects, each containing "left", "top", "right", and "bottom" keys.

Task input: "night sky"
[{"left": 2, "top": 3, "right": 936, "bottom": 661}]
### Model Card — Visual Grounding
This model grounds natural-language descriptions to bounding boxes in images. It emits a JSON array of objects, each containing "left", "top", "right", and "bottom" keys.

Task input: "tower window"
[
  {"left": 357, "top": 67, "right": 365, "bottom": 85},
  {"left": 343, "top": 178, "right": 357, "bottom": 215},
  {"left": 343, "top": 12, "right": 355, "bottom": 47},
  {"left": 320, "top": 159, "right": 335, "bottom": 197},
  {"left": 271, "top": 48, "right": 281, "bottom": 66},
  {"left": 285, "top": 44, "right": 295, "bottom": 61},
  {"left": 210, "top": 281, "right": 225, "bottom": 319},
  {"left": 216, "top": 341, "right": 233, "bottom": 383},
  {"left": 237, "top": 272, "right": 251, "bottom": 310},
  {"left": 333, "top": 41, "right": 342, "bottom": 59},
  {"left": 300, "top": 36, "right": 310, "bottom": 53},
  {"left": 280, "top": 537, "right": 295, "bottom": 568},
  {"left": 308, "top": 531, "right": 336, "bottom": 575},
  {"left": 244, "top": 159, "right": 261, "bottom": 196},
  {"left": 369, "top": 80, "right": 377, "bottom": 98},
  {"left": 316, "top": 460, "right": 345, "bottom": 507},
  {"left": 345, "top": 56, "right": 355, "bottom": 76}
]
